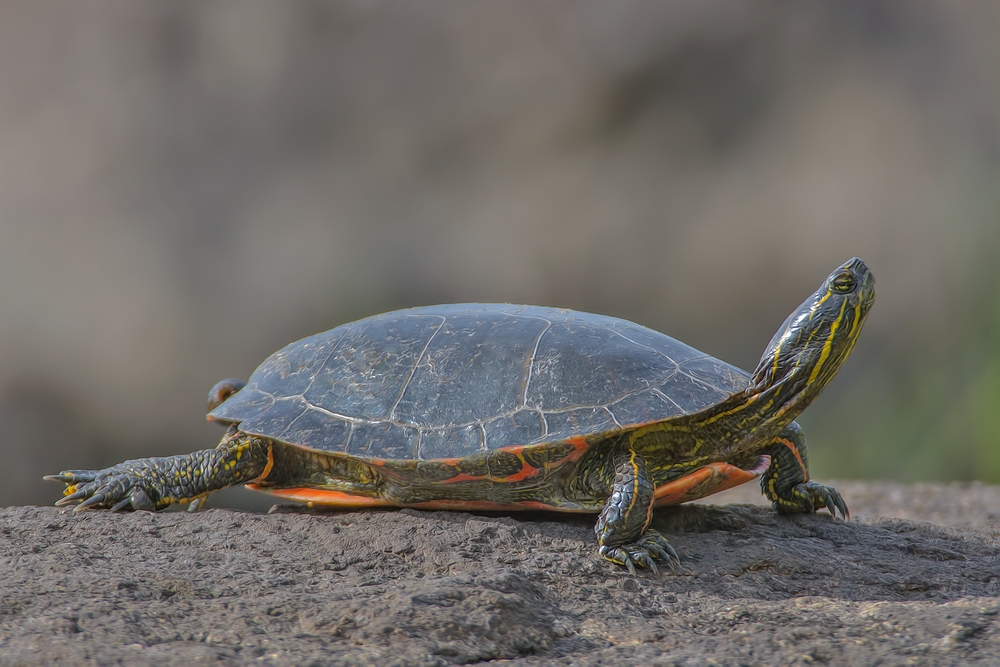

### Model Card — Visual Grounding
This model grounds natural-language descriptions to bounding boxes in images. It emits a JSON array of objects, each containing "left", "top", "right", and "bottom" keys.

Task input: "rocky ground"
[{"left": 2, "top": 482, "right": 999, "bottom": 666}]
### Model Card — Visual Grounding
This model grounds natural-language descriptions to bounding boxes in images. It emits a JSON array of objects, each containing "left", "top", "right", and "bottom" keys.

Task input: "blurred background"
[{"left": 1, "top": 1, "right": 997, "bottom": 510}]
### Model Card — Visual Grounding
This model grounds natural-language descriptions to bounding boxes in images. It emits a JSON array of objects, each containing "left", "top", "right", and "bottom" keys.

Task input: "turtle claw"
[
  {"left": 187, "top": 494, "right": 208, "bottom": 512},
  {"left": 829, "top": 488, "right": 850, "bottom": 520},
  {"left": 46, "top": 466, "right": 160, "bottom": 512},
  {"left": 642, "top": 554, "right": 659, "bottom": 578},
  {"left": 621, "top": 554, "right": 638, "bottom": 577},
  {"left": 777, "top": 481, "right": 850, "bottom": 520},
  {"left": 110, "top": 497, "right": 133, "bottom": 512},
  {"left": 44, "top": 471, "right": 99, "bottom": 485},
  {"left": 76, "top": 493, "right": 110, "bottom": 512},
  {"left": 646, "top": 540, "right": 679, "bottom": 567},
  {"left": 600, "top": 530, "right": 680, "bottom": 577},
  {"left": 54, "top": 488, "right": 91, "bottom": 507}
]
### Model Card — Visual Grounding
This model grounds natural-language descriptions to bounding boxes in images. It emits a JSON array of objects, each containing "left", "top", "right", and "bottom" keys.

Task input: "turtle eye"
[{"left": 832, "top": 272, "right": 856, "bottom": 293}]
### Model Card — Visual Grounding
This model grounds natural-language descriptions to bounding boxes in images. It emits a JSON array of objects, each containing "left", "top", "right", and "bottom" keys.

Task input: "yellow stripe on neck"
[{"left": 807, "top": 298, "right": 848, "bottom": 386}]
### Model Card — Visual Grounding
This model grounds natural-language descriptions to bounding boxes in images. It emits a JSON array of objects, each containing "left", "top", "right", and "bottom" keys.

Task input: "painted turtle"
[{"left": 47, "top": 258, "right": 874, "bottom": 574}]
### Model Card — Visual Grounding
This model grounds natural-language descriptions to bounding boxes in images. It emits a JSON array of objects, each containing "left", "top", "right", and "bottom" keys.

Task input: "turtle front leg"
[
  {"left": 45, "top": 435, "right": 271, "bottom": 512},
  {"left": 595, "top": 452, "right": 679, "bottom": 576},
  {"left": 761, "top": 423, "right": 849, "bottom": 519}
]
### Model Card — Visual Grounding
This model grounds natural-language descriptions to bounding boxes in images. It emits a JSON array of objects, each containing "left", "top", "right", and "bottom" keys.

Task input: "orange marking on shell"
[
  {"left": 428, "top": 439, "right": 591, "bottom": 486},
  {"left": 547, "top": 436, "right": 591, "bottom": 467},
  {"left": 653, "top": 455, "right": 770, "bottom": 507},
  {"left": 493, "top": 438, "right": 589, "bottom": 481},
  {"left": 438, "top": 472, "right": 487, "bottom": 484},
  {"left": 490, "top": 446, "right": 543, "bottom": 483},
  {"left": 246, "top": 485, "right": 392, "bottom": 507},
  {"left": 494, "top": 460, "right": 541, "bottom": 484},
  {"left": 245, "top": 484, "right": 584, "bottom": 513},
  {"left": 434, "top": 457, "right": 464, "bottom": 466}
]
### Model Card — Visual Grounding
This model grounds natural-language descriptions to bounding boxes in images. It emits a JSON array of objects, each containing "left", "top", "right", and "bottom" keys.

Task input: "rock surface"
[{"left": 2, "top": 483, "right": 1000, "bottom": 666}]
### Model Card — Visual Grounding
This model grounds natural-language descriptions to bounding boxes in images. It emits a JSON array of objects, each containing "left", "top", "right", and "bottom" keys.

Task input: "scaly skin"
[
  {"left": 45, "top": 435, "right": 271, "bottom": 512},
  {"left": 762, "top": 422, "right": 849, "bottom": 519},
  {"left": 595, "top": 453, "right": 678, "bottom": 576}
]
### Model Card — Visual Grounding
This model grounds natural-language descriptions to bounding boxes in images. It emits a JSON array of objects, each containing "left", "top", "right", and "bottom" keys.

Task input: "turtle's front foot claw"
[
  {"left": 775, "top": 481, "right": 850, "bottom": 520},
  {"left": 46, "top": 468, "right": 159, "bottom": 512},
  {"left": 600, "top": 530, "right": 680, "bottom": 577},
  {"left": 43, "top": 470, "right": 102, "bottom": 485},
  {"left": 187, "top": 494, "right": 209, "bottom": 512}
]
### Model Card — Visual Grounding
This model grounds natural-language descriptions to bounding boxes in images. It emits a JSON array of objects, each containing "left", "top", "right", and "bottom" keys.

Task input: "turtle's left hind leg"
[
  {"left": 44, "top": 434, "right": 271, "bottom": 512},
  {"left": 595, "top": 452, "right": 679, "bottom": 576},
  {"left": 761, "top": 422, "right": 849, "bottom": 519}
]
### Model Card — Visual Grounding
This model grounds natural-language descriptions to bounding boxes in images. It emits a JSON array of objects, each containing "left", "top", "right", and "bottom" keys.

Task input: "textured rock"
[{"left": 2, "top": 483, "right": 999, "bottom": 666}]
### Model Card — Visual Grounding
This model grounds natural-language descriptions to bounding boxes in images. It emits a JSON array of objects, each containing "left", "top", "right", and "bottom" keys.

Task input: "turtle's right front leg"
[
  {"left": 595, "top": 451, "right": 679, "bottom": 576},
  {"left": 45, "top": 435, "right": 271, "bottom": 512}
]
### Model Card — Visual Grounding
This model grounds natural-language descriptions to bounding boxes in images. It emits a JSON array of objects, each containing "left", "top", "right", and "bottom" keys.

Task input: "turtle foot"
[
  {"left": 774, "top": 481, "right": 849, "bottom": 520},
  {"left": 45, "top": 465, "right": 162, "bottom": 512},
  {"left": 599, "top": 529, "right": 680, "bottom": 577}
]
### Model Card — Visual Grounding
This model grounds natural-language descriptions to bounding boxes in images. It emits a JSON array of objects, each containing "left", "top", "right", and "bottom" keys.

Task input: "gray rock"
[{"left": 2, "top": 483, "right": 999, "bottom": 665}]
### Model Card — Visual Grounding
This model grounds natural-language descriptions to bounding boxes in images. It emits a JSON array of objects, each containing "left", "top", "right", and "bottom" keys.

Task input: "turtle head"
[{"left": 749, "top": 258, "right": 875, "bottom": 409}]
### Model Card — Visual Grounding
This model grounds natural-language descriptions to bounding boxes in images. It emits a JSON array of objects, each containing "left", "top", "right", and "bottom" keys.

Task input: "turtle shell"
[{"left": 208, "top": 304, "right": 750, "bottom": 460}]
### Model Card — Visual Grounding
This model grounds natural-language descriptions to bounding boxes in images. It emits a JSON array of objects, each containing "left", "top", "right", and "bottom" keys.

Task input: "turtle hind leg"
[
  {"left": 44, "top": 434, "right": 272, "bottom": 512},
  {"left": 595, "top": 452, "right": 680, "bottom": 576},
  {"left": 761, "top": 423, "right": 849, "bottom": 520}
]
